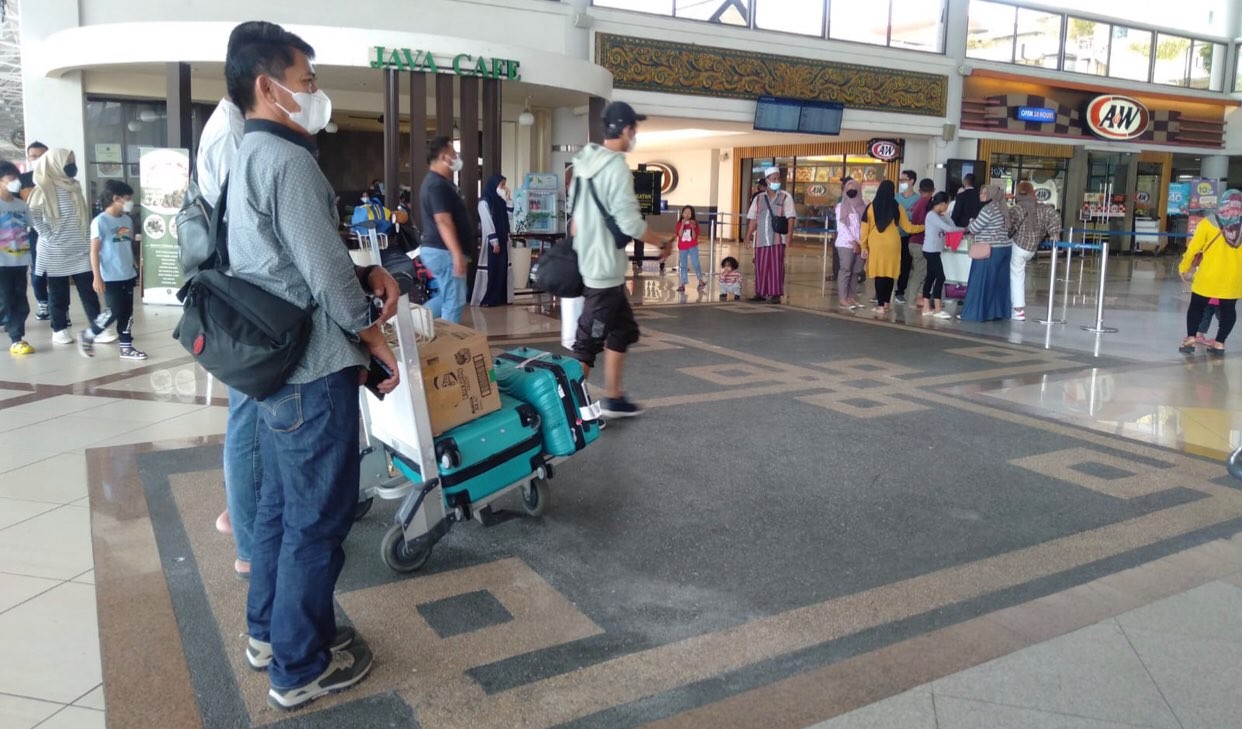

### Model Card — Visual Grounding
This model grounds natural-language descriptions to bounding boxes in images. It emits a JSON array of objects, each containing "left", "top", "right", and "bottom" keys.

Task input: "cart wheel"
[
  {"left": 354, "top": 497, "right": 375, "bottom": 521},
  {"left": 380, "top": 524, "right": 433, "bottom": 573},
  {"left": 521, "top": 479, "right": 550, "bottom": 517}
]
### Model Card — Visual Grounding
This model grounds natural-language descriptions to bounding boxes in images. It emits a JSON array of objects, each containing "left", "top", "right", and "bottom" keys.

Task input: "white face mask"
[
  {"left": 627, "top": 131, "right": 638, "bottom": 153},
  {"left": 768, "top": 182, "right": 781, "bottom": 192},
  {"left": 271, "top": 79, "right": 333, "bottom": 135},
  {"left": 122, "top": 200, "right": 134, "bottom": 214},
  {"left": 899, "top": 182, "right": 910, "bottom": 193},
  {"left": 448, "top": 155, "right": 464, "bottom": 173},
  {"left": 4, "top": 179, "right": 19, "bottom": 194}
]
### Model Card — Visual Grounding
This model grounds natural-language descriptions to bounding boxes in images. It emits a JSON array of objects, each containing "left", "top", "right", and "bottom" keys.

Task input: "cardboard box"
[{"left": 418, "top": 321, "right": 501, "bottom": 435}]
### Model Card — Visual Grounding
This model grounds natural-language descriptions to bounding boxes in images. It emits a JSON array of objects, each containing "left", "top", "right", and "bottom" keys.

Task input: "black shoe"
[
  {"left": 748, "top": 295, "right": 767, "bottom": 302},
  {"left": 601, "top": 396, "right": 644, "bottom": 419},
  {"left": 734, "top": 295, "right": 742, "bottom": 301},
  {"left": 719, "top": 294, "right": 727, "bottom": 301},
  {"left": 659, "top": 262, "right": 666, "bottom": 275},
  {"left": 267, "top": 641, "right": 373, "bottom": 711},
  {"left": 769, "top": 297, "right": 781, "bottom": 304},
  {"left": 895, "top": 295, "right": 906, "bottom": 304}
]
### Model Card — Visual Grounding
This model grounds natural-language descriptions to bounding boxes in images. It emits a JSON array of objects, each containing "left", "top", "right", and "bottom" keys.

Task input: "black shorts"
[{"left": 572, "top": 285, "right": 640, "bottom": 367}]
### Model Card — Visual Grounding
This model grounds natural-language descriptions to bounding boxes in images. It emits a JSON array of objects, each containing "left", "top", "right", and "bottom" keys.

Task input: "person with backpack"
[
  {"left": 569, "top": 101, "right": 672, "bottom": 418},
  {"left": 745, "top": 166, "right": 796, "bottom": 304}
]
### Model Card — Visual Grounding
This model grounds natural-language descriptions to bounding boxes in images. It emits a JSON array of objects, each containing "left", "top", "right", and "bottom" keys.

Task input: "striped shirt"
[
  {"left": 968, "top": 202, "right": 1016, "bottom": 246},
  {"left": 29, "top": 188, "right": 91, "bottom": 277}
]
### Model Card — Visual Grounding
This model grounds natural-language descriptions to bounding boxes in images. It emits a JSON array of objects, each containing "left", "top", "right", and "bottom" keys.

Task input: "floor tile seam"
[
  {"left": 0, "top": 689, "right": 70, "bottom": 707},
  {"left": 905, "top": 388, "right": 1228, "bottom": 474},
  {"left": 929, "top": 688, "right": 1160, "bottom": 729},
  {"left": 30, "top": 704, "right": 80, "bottom": 729},
  {"left": 0, "top": 574, "right": 70, "bottom": 617},
  {"left": 0, "top": 502, "right": 78, "bottom": 534},
  {"left": 1116, "top": 622, "right": 1242, "bottom": 649},
  {"left": 1114, "top": 620, "right": 1189, "bottom": 729},
  {"left": 63, "top": 683, "right": 104, "bottom": 711},
  {"left": 0, "top": 494, "right": 80, "bottom": 507},
  {"left": 930, "top": 687, "right": 941, "bottom": 729}
]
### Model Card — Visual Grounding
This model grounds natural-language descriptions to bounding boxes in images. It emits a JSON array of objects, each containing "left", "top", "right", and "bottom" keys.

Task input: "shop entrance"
[{"left": 1081, "top": 151, "right": 1135, "bottom": 249}]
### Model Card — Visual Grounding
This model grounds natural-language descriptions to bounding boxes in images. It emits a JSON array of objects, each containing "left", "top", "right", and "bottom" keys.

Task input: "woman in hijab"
[
  {"left": 1178, "top": 189, "right": 1242, "bottom": 354},
  {"left": 860, "top": 179, "right": 921, "bottom": 313},
  {"left": 471, "top": 174, "right": 512, "bottom": 307},
  {"left": 27, "top": 149, "right": 102, "bottom": 343},
  {"left": 834, "top": 179, "right": 867, "bottom": 309},
  {"left": 962, "top": 183, "right": 1019, "bottom": 322}
]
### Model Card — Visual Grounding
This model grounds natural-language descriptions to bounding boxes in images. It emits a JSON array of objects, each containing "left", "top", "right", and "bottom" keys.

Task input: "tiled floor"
[{"left": 1, "top": 244, "right": 1239, "bottom": 728}]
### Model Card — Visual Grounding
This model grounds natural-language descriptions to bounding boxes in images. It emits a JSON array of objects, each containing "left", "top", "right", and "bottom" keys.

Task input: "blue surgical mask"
[{"left": 768, "top": 182, "right": 781, "bottom": 192}]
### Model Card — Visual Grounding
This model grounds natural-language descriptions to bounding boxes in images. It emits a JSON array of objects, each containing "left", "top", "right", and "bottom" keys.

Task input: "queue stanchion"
[
  {"left": 1081, "top": 237, "right": 1118, "bottom": 334},
  {"left": 707, "top": 214, "right": 716, "bottom": 293},
  {"left": 1038, "top": 240, "right": 1064, "bottom": 326}
]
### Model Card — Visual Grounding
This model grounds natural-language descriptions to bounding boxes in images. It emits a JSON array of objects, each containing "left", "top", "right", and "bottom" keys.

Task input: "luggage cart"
[
  {"left": 354, "top": 224, "right": 568, "bottom": 573},
  {"left": 941, "top": 244, "right": 972, "bottom": 313}
]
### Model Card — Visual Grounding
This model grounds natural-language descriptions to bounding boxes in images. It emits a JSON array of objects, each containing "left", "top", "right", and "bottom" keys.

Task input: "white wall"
[
  {"left": 20, "top": 0, "right": 86, "bottom": 161},
  {"left": 628, "top": 148, "right": 717, "bottom": 209}
]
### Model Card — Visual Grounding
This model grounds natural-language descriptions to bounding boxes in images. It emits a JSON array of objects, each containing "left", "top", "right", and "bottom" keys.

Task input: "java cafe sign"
[{"left": 370, "top": 47, "right": 522, "bottom": 81}]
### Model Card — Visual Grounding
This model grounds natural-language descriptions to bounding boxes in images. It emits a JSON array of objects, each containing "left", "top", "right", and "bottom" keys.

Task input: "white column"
[
  {"left": 550, "top": 106, "right": 587, "bottom": 176},
  {"left": 1202, "top": 155, "right": 1229, "bottom": 181},
  {"left": 20, "top": 0, "right": 86, "bottom": 163},
  {"left": 939, "top": 0, "right": 971, "bottom": 172}
]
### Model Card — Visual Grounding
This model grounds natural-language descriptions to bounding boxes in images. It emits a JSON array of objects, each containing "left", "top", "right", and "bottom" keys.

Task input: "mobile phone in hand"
[{"left": 364, "top": 356, "right": 393, "bottom": 400}]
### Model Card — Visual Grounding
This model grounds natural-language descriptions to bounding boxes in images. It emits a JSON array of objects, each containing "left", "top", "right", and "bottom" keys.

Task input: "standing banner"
[{"left": 139, "top": 148, "right": 190, "bottom": 305}]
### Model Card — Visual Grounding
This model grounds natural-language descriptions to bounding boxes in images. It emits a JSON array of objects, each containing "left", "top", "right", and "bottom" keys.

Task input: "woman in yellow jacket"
[
  {"left": 861, "top": 180, "right": 923, "bottom": 313},
  {"left": 1179, "top": 189, "right": 1242, "bottom": 355}
]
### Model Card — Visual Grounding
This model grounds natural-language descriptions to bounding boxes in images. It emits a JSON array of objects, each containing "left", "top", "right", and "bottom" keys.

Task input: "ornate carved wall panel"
[{"left": 595, "top": 33, "right": 948, "bottom": 118}]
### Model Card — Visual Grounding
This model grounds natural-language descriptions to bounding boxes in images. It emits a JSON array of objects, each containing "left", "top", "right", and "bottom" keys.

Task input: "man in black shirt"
[
  {"left": 419, "top": 136, "right": 473, "bottom": 323},
  {"left": 951, "top": 173, "right": 984, "bottom": 228},
  {"left": 20, "top": 142, "right": 49, "bottom": 319}
]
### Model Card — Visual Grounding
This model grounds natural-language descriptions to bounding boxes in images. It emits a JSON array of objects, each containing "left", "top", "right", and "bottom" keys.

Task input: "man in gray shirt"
[{"left": 223, "top": 20, "right": 398, "bottom": 711}]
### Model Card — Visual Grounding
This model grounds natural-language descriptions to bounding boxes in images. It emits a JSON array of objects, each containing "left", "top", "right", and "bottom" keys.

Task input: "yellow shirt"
[{"left": 1179, "top": 219, "right": 1242, "bottom": 300}]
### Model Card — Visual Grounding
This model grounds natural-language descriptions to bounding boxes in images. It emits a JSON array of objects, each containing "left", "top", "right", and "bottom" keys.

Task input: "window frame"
[{"left": 964, "top": 0, "right": 1231, "bottom": 92}]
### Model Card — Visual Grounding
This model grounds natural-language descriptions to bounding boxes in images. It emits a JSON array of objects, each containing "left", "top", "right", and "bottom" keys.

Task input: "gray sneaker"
[
  {"left": 247, "top": 626, "right": 357, "bottom": 671},
  {"left": 267, "top": 640, "right": 373, "bottom": 711}
]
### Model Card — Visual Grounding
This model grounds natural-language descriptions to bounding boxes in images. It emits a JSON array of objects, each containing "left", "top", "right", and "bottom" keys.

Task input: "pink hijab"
[{"left": 841, "top": 179, "right": 865, "bottom": 219}]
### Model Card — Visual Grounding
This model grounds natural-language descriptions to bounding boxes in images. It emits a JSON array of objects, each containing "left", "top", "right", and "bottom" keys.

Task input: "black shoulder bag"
[
  {"left": 763, "top": 192, "right": 791, "bottom": 235},
  {"left": 172, "top": 177, "right": 315, "bottom": 401}
]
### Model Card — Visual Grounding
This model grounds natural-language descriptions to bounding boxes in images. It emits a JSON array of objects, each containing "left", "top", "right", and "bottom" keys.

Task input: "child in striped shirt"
[{"left": 718, "top": 256, "right": 742, "bottom": 301}]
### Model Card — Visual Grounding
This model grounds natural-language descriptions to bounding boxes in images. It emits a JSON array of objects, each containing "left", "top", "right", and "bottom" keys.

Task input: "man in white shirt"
[{"left": 197, "top": 98, "right": 245, "bottom": 208}]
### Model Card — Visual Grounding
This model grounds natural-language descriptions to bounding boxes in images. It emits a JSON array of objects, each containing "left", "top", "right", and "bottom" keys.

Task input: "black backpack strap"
[
  {"left": 584, "top": 178, "right": 630, "bottom": 249},
  {"left": 211, "top": 178, "right": 230, "bottom": 269}
]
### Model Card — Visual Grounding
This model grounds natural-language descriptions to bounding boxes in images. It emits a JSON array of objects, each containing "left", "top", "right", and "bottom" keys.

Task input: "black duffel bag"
[
  {"left": 534, "top": 239, "right": 584, "bottom": 298},
  {"left": 173, "top": 177, "right": 314, "bottom": 400}
]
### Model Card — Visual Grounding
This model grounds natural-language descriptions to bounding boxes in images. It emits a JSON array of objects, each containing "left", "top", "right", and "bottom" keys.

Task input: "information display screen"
[{"left": 754, "top": 96, "right": 844, "bottom": 136}]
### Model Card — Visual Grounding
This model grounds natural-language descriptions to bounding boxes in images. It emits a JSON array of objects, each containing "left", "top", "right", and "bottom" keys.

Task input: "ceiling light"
[
  {"left": 127, "top": 121, "right": 142, "bottom": 132},
  {"left": 138, "top": 110, "right": 161, "bottom": 123},
  {"left": 518, "top": 97, "right": 535, "bottom": 127}
]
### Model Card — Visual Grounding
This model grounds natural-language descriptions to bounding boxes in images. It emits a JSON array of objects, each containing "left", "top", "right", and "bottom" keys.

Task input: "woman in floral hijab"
[{"left": 1178, "top": 189, "right": 1242, "bottom": 354}]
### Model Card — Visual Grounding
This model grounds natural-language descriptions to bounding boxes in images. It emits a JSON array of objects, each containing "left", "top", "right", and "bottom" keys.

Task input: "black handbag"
[
  {"left": 172, "top": 176, "right": 315, "bottom": 400},
  {"left": 534, "top": 180, "right": 587, "bottom": 297},
  {"left": 763, "top": 192, "right": 791, "bottom": 235}
]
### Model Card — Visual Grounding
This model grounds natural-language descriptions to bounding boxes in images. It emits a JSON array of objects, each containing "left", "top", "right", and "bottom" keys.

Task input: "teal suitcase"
[
  {"left": 390, "top": 395, "right": 544, "bottom": 510},
  {"left": 494, "top": 347, "right": 601, "bottom": 457}
]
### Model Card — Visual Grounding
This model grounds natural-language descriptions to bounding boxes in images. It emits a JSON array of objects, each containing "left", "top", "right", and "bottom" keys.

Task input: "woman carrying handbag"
[{"left": 962, "top": 184, "right": 1022, "bottom": 322}]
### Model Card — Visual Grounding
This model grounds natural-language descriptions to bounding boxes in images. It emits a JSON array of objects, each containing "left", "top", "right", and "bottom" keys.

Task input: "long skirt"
[
  {"left": 962, "top": 245, "right": 1012, "bottom": 322},
  {"left": 471, "top": 240, "right": 512, "bottom": 307},
  {"left": 754, "top": 244, "right": 786, "bottom": 298}
]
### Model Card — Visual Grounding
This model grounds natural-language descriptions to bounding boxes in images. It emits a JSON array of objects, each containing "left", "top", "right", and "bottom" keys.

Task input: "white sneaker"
[
  {"left": 933, "top": 310, "right": 953, "bottom": 320},
  {"left": 94, "top": 329, "right": 119, "bottom": 344},
  {"left": 51, "top": 330, "right": 73, "bottom": 345}
]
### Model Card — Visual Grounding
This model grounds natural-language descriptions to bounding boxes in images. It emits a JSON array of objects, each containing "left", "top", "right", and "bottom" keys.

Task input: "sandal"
[
  {"left": 1179, "top": 337, "right": 1197, "bottom": 354},
  {"left": 1208, "top": 344, "right": 1226, "bottom": 356}
]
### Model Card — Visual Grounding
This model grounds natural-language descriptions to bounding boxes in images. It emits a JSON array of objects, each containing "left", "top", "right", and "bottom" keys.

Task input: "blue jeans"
[
  {"left": 421, "top": 247, "right": 465, "bottom": 323},
  {"left": 679, "top": 246, "right": 703, "bottom": 286},
  {"left": 223, "top": 388, "right": 261, "bottom": 562},
  {"left": 246, "top": 369, "right": 361, "bottom": 689}
]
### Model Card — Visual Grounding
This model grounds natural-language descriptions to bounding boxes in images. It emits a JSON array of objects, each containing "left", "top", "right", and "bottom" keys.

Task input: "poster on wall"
[
  {"left": 1167, "top": 182, "right": 1190, "bottom": 216},
  {"left": 138, "top": 147, "right": 189, "bottom": 306},
  {"left": 1189, "top": 179, "right": 1219, "bottom": 211},
  {"left": 94, "top": 144, "right": 123, "bottom": 178}
]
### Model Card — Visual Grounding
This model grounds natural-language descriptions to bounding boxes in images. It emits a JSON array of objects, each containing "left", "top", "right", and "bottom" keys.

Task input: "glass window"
[
  {"left": 966, "top": 0, "right": 1017, "bottom": 63},
  {"left": 593, "top": 0, "right": 672, "bottom": 12},
  {"left": 889, "top": 0, "right": 945, "bottom": 53},
  {"left": 1109, "top": 26, "right": 1152, "bottom": 82},
  {"left": 830, "top": 2, "right": 891, "bottom": 47},
  {"left": 1063, "top": 18, "right": 1109, "bottom": 77},
  {"left": 1236, "top": 47, "right": 1242, "bottom": 93},
  {"left": 676, "top": 0, "right": 750, "bottom": 25},
  {"left": 1014, "top": 8, "right": 1061, "bottom": 69},
  {"left": 985, "top": 0, "right": 1224, "bottom": 37},
  {"left": 1189, "top": 40, "right": 1219, "bottom": 90},
  {"left": 755, "top": 0, "right": 824, "bottom": 37},
  {"left": 1153, "top": 34, "right": 1193, "bottom": 87}
]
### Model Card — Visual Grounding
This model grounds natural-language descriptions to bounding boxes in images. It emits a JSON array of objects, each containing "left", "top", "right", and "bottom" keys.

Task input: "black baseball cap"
[{"left": 603, "top": 101, "right": 647, "bottom": 137}]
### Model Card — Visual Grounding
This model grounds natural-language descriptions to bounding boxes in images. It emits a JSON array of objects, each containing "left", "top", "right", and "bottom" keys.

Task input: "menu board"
[
  {"left": 139, "top": 147, "right": 190, "bottom": 306},
  {"left": 1189, "top": 179, "right": 1219, "bottom": 211},
  {"left": 633, "top": 170, "right": 663, "bottom": 216}
]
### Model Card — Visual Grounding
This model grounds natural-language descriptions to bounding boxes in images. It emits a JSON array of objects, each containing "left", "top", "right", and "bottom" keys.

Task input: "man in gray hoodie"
[{"left": 570, "top": 101, "right": 672, "bottom": 418}]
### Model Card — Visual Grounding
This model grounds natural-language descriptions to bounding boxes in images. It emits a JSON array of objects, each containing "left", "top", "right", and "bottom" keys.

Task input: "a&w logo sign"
[{"left": 1084, "top": 95, "right": 1150, "bottom": 141}]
